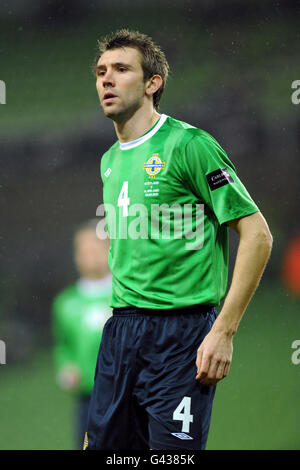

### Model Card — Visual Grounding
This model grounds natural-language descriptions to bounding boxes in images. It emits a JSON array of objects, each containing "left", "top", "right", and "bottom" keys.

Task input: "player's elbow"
[
  {"left": 238, "top": 212, "right": 273, "bottom": 254},
  {"left": 265, "top": 228, "right": 273, "bottom": 250},
  {"left": 254, "top": 220, "right": 273, "bottom": 254}
]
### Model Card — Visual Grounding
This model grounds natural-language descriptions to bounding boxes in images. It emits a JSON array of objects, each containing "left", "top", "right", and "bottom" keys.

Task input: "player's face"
[
  {"left": 96, "top": 47, "right": 146, "bottom": 121},
  {"left": 74, "top": 229, "right": 109, "bottom": 279}
]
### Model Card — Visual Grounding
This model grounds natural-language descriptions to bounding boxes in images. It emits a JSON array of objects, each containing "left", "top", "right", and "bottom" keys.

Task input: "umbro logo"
[
  {"left": 104, "top": 168, "right": 112, "bottom": 177},
  {"left": 171, "top": 432, "right": 194, "bottom": 440}
]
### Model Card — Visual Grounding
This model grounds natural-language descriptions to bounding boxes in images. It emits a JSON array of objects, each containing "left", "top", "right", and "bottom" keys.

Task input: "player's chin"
[{"left": 102, "top": 104, "right": 119, "bottom": 119}]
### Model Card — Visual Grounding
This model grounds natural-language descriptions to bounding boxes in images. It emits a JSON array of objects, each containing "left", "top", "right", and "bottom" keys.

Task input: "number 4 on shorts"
[{"left": 172, "top": 396, "right": 193, "bottom": 433}]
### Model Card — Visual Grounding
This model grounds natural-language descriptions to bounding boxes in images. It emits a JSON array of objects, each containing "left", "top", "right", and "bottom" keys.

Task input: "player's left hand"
[{"left": 195, "top": 328, "right": 233, "bottom": 386}]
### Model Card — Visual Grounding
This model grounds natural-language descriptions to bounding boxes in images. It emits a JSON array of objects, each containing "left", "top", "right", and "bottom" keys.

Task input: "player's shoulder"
[
  {"left": 166, "top": 115, "right": 220, "bottom": 149},
  {"left": 99, "top": 141, "right": 119, "bottom": 176},
  {"left": 101, "top": 140, "right": 119, "bottom": 159}
]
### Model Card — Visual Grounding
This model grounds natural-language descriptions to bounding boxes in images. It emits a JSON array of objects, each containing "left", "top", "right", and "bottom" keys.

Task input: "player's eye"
[{"left": 118, "top": 67, "right": 127, "bottom": 72}]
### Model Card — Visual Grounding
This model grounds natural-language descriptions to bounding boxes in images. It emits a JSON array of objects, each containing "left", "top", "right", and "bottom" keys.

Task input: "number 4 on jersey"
[
  {"left": 118, "top": 181, "right": 130, "bottom": 217},
  {"left": 173, "top": 396, "right": 193, "bottom": 433}
]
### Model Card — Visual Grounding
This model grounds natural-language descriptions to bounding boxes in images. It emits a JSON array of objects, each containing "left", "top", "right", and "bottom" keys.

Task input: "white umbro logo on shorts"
[
  {"left": 171, "top": 432, "right": 194, "bottom": 440},
  {"left": 104, "top": 168, "right": 112, "bottom": 177}
]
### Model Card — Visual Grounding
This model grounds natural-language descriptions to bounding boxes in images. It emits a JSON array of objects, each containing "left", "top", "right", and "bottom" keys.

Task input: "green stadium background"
[{"left": 0, "top": 0, "right": 299, "bottom": 450}]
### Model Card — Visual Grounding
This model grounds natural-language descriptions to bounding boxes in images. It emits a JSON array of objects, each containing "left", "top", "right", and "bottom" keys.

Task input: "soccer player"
[
  {"left": 52, "top": 219, "right": 111, "bottom": 448},
  {"left": 84, "top": 30, "right": 273, "bottom": 450}
]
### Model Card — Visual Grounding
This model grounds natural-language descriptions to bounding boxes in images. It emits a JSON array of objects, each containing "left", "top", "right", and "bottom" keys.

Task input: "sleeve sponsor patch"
[{"left": 206, "top": 168, "right": 234, "bottom": 191}]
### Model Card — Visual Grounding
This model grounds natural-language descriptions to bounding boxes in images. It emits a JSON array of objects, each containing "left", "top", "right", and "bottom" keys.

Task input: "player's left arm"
[{"left": 195, "top": 211, "right": 273, "bottom": 385}]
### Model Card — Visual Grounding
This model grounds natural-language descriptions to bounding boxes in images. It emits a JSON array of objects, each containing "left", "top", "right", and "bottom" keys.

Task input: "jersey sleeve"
[{"left": 181, "top": 133, "right": 259, "bottom": 225}]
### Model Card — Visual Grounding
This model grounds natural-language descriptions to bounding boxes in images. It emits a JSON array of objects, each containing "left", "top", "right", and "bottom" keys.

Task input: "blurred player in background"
[
  {"left": 52, "top": 219, "right": 111, "bottom": 449},
  {"left": 85, "top": 30, "right": 273, "bottom": 450}
]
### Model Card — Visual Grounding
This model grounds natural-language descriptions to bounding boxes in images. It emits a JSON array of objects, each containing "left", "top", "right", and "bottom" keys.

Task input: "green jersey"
[
  {"left": 100, "top": 114, "right": 259, "bottom": 309},
  {"left": 52, "top": 275, "right": 112, "bottom": 395}
]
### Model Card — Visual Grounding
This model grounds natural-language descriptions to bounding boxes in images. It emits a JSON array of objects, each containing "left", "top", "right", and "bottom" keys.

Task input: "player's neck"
[{"left": 113, "top": 106, "right": 160, "bottom": 143}]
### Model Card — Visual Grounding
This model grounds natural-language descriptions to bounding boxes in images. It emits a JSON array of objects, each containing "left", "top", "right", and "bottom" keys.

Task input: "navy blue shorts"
[{"left": 85, "top": 305, "right": 217, "bottom": 450}]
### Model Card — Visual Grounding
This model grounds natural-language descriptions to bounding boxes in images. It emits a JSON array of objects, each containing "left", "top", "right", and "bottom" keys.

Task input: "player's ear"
[{"left": 145, "top": 74, "right": 163, "bottom": 98}]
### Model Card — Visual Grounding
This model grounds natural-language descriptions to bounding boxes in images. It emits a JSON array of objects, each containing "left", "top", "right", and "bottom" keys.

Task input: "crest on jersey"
[{"left": 143, "top": 153, "right": 165, "bottom": 179}]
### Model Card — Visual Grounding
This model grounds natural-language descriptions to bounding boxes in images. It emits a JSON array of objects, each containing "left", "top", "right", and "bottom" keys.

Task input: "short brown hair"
[{"left": 94, "top": 29, "right": 169, "bottom": 110}]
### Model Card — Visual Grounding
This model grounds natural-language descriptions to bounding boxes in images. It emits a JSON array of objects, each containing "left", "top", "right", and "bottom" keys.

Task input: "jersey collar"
[{"left": 119, "top": 114, "right": 168, "bottom": 151}]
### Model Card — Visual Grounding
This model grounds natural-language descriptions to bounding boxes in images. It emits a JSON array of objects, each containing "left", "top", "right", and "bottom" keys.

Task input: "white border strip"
[{"left": 119, "top": 114, "right": 168, "bottom": 150}]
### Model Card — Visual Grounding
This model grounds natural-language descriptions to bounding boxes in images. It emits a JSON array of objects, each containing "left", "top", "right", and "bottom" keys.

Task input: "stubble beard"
[{"left": 101, "top": 92, "right": 145, "bottom": 124}]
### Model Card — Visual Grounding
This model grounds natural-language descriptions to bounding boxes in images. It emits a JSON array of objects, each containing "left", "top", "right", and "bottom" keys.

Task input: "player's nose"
[{"left": 102, "top": 69, "right": 115, "bottom": 88}]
